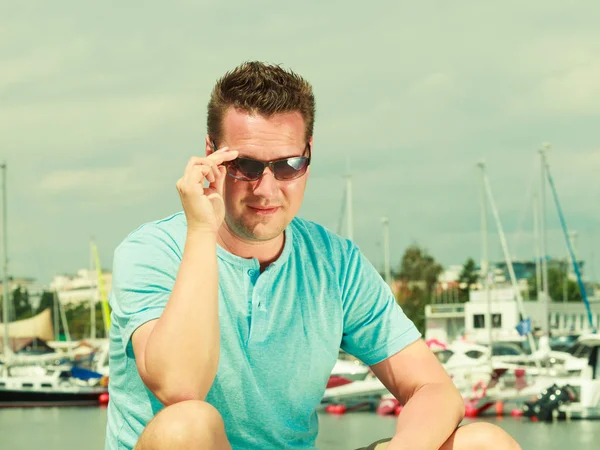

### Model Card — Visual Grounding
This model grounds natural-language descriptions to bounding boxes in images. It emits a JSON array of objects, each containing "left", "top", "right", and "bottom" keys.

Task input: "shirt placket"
[{"left": 248, "top": 269, "right": 271, "bottom": 343}]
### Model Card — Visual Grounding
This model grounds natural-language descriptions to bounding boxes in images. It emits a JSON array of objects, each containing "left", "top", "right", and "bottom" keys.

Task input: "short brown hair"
[{"left": 207, "top": 61, "right": 315, "bottom": 145}]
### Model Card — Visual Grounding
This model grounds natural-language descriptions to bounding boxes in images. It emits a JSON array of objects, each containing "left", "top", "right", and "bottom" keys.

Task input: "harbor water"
[{"left": 0, "top": 407, "right": 598, "bottom": 450}]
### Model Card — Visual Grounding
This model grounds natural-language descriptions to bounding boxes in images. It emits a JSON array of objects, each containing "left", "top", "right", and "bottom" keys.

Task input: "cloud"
[
  {"left": 3, "top": 95, "right": 190, "bottom": 149},
  {"left": 1, "top": 1, "right": 599, "bottom": 284},
  {"left": 531, "top": 64, "right": 600, "bottom": 115},
  {"left": 507, "top": 62, "right": 600, "bottom": 118},
  {"left": 40, "top": 166, "right": 139, "bottom": 196}
]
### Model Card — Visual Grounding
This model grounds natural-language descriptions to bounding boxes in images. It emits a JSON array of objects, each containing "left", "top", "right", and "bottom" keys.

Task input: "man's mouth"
[{"left": 247, "top": 205, "right": 280, "bottom": 215}]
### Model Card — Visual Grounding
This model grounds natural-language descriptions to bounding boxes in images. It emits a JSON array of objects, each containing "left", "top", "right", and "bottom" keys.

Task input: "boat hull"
[{"left": 0, "top": 388, "right": 106, "bottom": 407}]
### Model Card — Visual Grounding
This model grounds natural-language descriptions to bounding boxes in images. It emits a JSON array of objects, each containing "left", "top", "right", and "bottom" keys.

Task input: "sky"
[{"left": 1, "top": 1, "right": 599, "bottom": 285}]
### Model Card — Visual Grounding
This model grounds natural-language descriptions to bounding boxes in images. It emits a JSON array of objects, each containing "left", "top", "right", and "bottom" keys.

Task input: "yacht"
[{"left": 0, "top": 364, "right": 108, "bottom": 407}]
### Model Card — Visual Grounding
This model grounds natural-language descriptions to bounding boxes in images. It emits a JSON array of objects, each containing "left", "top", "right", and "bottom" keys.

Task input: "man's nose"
[{"left": 252, "top": 168, "right": 279, "bottom": 198}]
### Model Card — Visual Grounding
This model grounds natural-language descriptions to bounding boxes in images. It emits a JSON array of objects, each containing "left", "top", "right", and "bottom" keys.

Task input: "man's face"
[{"left": 210, "top": 108, "right": 310, "bottom": 242}]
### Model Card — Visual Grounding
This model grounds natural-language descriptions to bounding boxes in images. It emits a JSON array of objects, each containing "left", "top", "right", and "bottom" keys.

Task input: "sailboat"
[
  {"left": 457, "top": 149, "right": 600, "bottom": 419},
  {"left": 0, "top": 364, "right": 108, "bottom": 407},
  {"left": 538, "top": 149, "right": 600, "bottom": 419},
  {"left": 0, "top": 163, "right": 108, "bottom": 407}
]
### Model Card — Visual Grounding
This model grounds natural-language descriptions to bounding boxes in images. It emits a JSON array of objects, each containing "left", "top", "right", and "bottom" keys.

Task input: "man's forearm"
[
  {"left": 144, "top": 231, "right": 220, "bottom": 404},
  {"left": 387, "top": 383, "right": 465, "bottom": 450}
]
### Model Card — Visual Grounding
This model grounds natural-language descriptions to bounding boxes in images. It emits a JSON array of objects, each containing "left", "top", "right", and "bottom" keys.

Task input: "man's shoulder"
[
  {"left": 116, "top": 211, "right": 187, "bottom": 254},
  {"left": 290, "top": 217, "right": 355, "bottom": 256}
]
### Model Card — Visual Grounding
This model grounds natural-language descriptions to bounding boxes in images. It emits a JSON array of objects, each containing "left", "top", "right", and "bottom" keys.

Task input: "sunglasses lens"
[
  {"left": 228, "top": 158, "right": 265, "bottom": 181},
  {"left": 274, "top": 157, "right": 309, "bottom": 180}
]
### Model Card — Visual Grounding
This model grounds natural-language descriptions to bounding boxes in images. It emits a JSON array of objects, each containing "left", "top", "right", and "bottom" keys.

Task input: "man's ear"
[{"left": 205, "top": 135, "right": 215, "bottom": 156}]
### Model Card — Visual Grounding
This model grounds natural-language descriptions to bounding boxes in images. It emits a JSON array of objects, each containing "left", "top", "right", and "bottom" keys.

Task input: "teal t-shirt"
[{"left": 105, "top": 213, "right": 420, "bottom": 449}]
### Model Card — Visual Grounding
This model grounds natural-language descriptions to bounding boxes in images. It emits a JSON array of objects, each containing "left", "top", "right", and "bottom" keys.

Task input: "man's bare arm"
[
  {"left": 370, "top": 339, "right": 465, "bottom": 450},
  {"left": 131, "top": 149, "right": 237, "bottom": 406},
  {"left": 132, "top": 231, "right": 219, "bottom": 406}
]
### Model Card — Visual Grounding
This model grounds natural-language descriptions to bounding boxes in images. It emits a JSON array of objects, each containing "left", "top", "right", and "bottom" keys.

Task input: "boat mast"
[
  {"left": 544, "top": 154, "right": 596, "bottom": 332},
  {"left": 89, "top": 239, "right": 96, "bottom": 340},
  {"left": 1, "top": 162, "right": 10, "bottom": 364},
  {"left": 479, "top": 162, "right": 538, "bottom": 355},
  {"left": 91, "top": 240, "right": 111, "bottom": 334},
  {"left": 563, "top": 231, "right": 578, "bottom": 303},
  {"left": 532, "top": 193, "right": 542, "bottom": 301},
  {"left": 539, "top": 144, "right": 551, "bottom": 337},
  {"left": 381, "top": 217, "right": 391, "bottom": 285},
  {"left": 55, "top": 290, "right": 72, "bottom": 342},
  {"left": 477, "top": 162, "right": 493, "bottom": 370},
  {"left": 345, "top": 173, "right": 353, "bottom": 241},
  {"left": 53, "top": 287, "right": 60, "bottom": 341}
]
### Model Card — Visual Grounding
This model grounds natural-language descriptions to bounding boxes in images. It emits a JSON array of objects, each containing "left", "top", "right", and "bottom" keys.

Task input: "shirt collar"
[{"left": 216, "top": 224, "right": 293, "bottom": 269}]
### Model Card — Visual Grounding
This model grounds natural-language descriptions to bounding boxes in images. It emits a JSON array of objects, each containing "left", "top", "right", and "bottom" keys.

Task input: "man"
[{"left": 105, "top": 61, "right": 521, "bottom": 450}]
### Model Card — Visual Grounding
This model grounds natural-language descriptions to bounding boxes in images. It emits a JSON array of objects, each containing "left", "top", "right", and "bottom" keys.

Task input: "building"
[
  {"left": 50, "top": 269, "right": 112, "bottom": 307},
  {"left": 425, "top": 286, "right": 600, "bottom": 344}
]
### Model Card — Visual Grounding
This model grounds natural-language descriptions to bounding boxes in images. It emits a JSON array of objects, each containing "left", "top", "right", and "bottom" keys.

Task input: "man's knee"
[
  {"left": 452, "top": 422, "right": 521, "bottom": 450},
  {"left": 136, "top": 400, "right": 229, "bottom": 450}
]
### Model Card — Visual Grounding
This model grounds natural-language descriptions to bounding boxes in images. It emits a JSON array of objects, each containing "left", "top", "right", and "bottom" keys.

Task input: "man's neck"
[{"left": 217, "top": 225, "right": 285, "bottom": 271}]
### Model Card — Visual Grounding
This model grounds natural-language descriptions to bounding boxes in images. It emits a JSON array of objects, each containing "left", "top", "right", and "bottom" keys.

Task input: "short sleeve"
[
  {"left": 110, "top": 224, "right": 182, "bottom": 354},
  {"left": 340, "top": 246, "right": 421, "bottom": 366}
]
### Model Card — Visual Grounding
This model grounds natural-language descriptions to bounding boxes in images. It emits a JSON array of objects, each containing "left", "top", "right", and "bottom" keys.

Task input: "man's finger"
[
  {"left": 193, "top": 158, "right": 218, "bottom": 173},
  {"left": 185, "top": 158, "right": 218, "bottom": 182},
  {"left": 182, "top": 150, "right": 237, "bottom": 187},
  {"left": 184, "top": 156, "right": 206, "bottom": 174},
  {"left": 209, "top": 162, "right": 221, "bottom": 184},
  {"left": 183, "top": 165, "right": 212, "bottom": 189},
  {"left": 210, "top": 145, "right": 229, "bottom": 155},
  {"left": 207, "top": 149, "right": 238, "bottom": 164},
  {"left": 184, "top": 152, "right": 222, "bottom": 174},
  {"left": 210, "top": 165, "right": 227, "bottom": 195}
]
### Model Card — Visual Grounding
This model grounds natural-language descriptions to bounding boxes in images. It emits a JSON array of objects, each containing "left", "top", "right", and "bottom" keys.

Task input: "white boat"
[
  {"left": 457, "top": 334, "right": 600, "bottom": 420},
  {"left": 558, "top": 333, "right": 600, "bottom": 419},
  {"left": 432, "top": 340, "right": 587, "bottom": 398},
  {"left": 322, "top": 374, "right": 388, "bottom": 405},
  {"left": 330, "top": 359, "right": 369, "bottom": 382},
  {"left": 0, "top": 364, "right": 108, "bottom": 407},
  {"left": 321, "top": 356, "right": 387, "bottom": 408}
]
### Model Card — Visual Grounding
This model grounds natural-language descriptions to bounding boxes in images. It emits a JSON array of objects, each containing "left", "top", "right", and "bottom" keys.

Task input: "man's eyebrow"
[
  {"left": 216, "top": 142, "right": 309, "bottom": 159},
  {"left": 237, "top": 149, "right": 307, "bottom": 160}
]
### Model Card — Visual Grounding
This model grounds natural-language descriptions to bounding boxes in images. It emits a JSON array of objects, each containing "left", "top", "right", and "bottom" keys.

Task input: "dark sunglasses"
[{"left": 212, "top": 141, "right": 311, "bottom": 181}]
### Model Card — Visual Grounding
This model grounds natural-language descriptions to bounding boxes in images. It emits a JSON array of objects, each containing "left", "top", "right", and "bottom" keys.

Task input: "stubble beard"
[{"left": 225, "top": 211, "right": 287, "bottom": 242}]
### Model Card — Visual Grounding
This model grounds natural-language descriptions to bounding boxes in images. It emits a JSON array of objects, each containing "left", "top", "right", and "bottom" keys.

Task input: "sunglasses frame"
[{"left": 211, "top": 140, "right": 311, "bottom": 182}]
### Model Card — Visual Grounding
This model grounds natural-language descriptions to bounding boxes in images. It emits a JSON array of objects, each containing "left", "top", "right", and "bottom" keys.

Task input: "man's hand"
[{"left": 176, "top": 147, "right": 238, "bottom": 234}]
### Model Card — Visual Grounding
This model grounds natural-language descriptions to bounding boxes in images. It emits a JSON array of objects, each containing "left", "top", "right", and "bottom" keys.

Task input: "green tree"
[
  {"left": 13, "top": 287, "right": 33, "bottom": 320},
  {"left": 36, "top": 291, "right": 55, "bottom": 316},
  {"left": 64, "top": 302, "right": 107, "bottom": 340},
  {"left": 0, "top": 294, "right": 5, "bottom": 322},
  {"left": 395, "top": 245, "right": 443, "bottom": 333},
  {"left": 399, "top": 285, "right": 429, "bottom": 333},
  {"left": 397, "top": 245, "right": 443, "bottom": 293},
  {"left": 528, "top": 265, "right": 582, "bottom": 302},
  {"left": 458, "top": 258, "right": 479, "bottom": 302}
]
